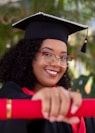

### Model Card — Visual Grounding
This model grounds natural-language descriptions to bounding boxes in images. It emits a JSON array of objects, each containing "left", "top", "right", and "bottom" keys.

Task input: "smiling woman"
[
  {"left": 0, "top": 12, "right": 94, "bottom": 133},
  {"left": 32, "top": 39, "right": 68, "bottom": 88}
]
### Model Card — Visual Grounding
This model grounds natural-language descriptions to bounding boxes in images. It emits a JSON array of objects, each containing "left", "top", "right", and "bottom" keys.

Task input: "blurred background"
[{"left": 0, "top": 0, "right": 95, "bottom": 97}]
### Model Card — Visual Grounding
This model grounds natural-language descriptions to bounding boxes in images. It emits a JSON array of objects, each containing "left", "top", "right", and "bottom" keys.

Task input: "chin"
[{"left": 42, "top": 81, "right": 58, "bottom": 87}]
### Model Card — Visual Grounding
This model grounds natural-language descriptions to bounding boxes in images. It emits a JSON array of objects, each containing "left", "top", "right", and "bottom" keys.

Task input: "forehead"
[{"left": 40, "top": 39, "right": 67, "bottom": 52}]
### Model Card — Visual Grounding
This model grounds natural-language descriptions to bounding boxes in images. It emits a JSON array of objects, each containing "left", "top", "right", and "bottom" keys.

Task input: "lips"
[{"left": 45, "top": 69, "right": 59, "bottom": 76}]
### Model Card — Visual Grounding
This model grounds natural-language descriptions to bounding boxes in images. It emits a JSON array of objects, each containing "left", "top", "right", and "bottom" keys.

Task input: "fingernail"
[
  {"left": 70, "top": 117, "right": 80, "bottom": 124},
  {"left": 49, "top": 116, "right": 56, "bottom": 122},
  {"left": 43, "top": 112, "right": 49, "bottom": 119},
  {"left": 57, "top": 115, "right": 64, "bottom": 121},
  {"left": 71, "top": 106, "right": 78, "bottom": 114}
]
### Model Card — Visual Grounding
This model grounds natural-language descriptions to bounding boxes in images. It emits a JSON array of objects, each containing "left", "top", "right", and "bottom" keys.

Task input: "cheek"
[{"left": 32, "top": 60, "right": 44, "bottom": 76}]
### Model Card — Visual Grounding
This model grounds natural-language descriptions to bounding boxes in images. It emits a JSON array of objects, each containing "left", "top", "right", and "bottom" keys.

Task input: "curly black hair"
[{"left": 0, "top": 39, "right": 71, "bottom": 90}]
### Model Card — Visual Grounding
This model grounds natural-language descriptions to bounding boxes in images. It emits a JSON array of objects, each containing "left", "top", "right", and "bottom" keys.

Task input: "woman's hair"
[{"left": 0, "top": 39, "right": 71, "bottom": 90}]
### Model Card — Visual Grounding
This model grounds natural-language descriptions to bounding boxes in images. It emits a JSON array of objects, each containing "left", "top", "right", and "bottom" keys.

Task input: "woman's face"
[{"left": 32, "top": 39, "right": 68, "bottom": 89}]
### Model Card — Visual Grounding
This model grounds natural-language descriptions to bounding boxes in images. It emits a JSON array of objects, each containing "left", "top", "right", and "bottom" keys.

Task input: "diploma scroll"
[{"left": 0, "top": 99, "right": 94, "bottom": 119}]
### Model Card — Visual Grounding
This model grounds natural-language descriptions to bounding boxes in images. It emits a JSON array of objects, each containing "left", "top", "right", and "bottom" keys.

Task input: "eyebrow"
[{"left": 41, "top": 47, "right": 67, "bottom": 54}]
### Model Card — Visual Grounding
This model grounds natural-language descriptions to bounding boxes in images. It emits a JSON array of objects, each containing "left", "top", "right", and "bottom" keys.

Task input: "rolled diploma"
[{"left": 0, "top": 99, "right": 95, "bottom": 119}]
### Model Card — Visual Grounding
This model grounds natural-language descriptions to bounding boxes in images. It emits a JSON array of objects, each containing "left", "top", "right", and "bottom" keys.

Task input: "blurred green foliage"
[{"left": 0, "top": 0, "right": 95, "bottom": 97}]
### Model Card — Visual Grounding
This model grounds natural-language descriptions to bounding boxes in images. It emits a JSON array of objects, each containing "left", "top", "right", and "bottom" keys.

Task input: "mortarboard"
[{"left": 12, "top": 12, "right": 88, "bottom": 51}]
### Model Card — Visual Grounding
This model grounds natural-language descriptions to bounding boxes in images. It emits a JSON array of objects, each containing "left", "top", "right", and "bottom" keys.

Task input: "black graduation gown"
[
  {"left": 0, "top": 81, "right": 73, "bottom": 133},
  {"left": 0, "top": 81, "right": 95, "bottom": 133}
]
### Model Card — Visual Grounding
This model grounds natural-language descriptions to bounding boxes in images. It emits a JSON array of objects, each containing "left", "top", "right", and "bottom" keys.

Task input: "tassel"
[
  {"left": 81, "top": 28, "right": 88, "bottom": 53},
  {"left": 81, "top": 37, "right": 87, "bottom": 53}
]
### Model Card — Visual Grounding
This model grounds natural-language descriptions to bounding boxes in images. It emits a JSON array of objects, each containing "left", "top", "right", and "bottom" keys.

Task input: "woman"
[{"left": 0, "top": 12, "right": 93, "bottom": 133}]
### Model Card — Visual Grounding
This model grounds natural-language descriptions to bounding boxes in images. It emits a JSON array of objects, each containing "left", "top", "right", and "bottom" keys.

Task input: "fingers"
[
  {"left": 32, "top": 86, "right": 82, "bottom": 124},
  {"left": 69, "top": 91, "right": 82, "bottom": 114},
  {"left": 32, "top": 88, "right": 61, "bottom": 121},
  {"left": 32, "top": 88, "right": 51, "bottom": 118},
  {"left": 43, "top": 88, "right": 70, "bottom": 122},
  {"left": 41, "top": 90, "right": 50, "bottom": 118},
  {"left": 59, "top": 87, "right": 70, "bottom": 116},
  {"left": 55, "top": 87, "right": 71, "bottom": 121},
  {"left": 60, "top": 116, "right": 80, "bottom": 124},
  {"left": 49, "top": 89, "right": 60, "bottom": 121}
]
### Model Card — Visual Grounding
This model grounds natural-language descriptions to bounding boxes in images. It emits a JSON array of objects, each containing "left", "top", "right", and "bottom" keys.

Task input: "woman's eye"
[
  {"left": 43, "top": 52, "right": 52, "bottom": 57},
  {"left": 61, "top": 56, "right": 67, "bottom": 61},
  {"left": 45, "top": 53, "right": 52, "bottom": 57}
]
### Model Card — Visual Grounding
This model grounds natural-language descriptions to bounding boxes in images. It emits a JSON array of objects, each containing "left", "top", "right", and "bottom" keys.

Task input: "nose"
[{"left": 51, "top": 58, "right": 61, "bottom": 66}]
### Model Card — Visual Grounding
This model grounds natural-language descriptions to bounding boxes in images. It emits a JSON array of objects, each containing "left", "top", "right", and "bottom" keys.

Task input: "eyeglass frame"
[{"left": 38, "top": 49, "right": 74, "bottom": 67}]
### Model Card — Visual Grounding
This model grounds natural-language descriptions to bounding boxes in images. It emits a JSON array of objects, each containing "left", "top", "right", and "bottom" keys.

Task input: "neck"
[
  {"left": 34, "top": 84, "right": 43, "bottom": 92},
  {"left": 34, "top": 83, "right": 56, "bottom": 92}
]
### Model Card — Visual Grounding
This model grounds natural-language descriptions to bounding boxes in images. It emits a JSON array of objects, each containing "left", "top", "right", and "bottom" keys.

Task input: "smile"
[{"left": 45, "top": 69, "right": 58, "bottom": 76}]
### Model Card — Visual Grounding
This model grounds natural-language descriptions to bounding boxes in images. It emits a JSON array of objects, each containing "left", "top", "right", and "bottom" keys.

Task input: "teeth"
[{"left": 46, "top": 70, "right": 58, "bottom": 75}]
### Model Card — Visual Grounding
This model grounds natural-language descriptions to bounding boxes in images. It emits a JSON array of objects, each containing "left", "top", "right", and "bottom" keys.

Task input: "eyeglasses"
[{"left": 39, "top": 50, "right": 73, "bottom": 67}]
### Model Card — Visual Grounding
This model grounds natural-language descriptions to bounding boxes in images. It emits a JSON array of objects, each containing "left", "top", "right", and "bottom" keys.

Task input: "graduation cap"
[{"left": 12, "top": 12, "right": 88, "bottom": 52}]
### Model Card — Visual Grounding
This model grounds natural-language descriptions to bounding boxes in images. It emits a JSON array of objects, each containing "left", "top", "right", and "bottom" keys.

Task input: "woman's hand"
[{"left": 32, "top": 86, "right": 82, "bottom": 124}]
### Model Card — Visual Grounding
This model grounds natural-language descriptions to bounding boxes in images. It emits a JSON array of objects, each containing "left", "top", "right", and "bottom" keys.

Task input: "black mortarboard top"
[{"left": 12, "top": 12, "right": 88, "bottom": 49}]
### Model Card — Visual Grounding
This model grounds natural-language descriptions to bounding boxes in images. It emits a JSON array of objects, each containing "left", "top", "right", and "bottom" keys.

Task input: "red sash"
[{"left": 72, "top": 117, "right": 86, "bottom": 133}]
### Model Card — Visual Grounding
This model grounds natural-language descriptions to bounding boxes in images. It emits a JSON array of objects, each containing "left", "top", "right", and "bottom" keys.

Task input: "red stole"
[{"left": 72, "top": 117, "right": 86, "bottom": 133}]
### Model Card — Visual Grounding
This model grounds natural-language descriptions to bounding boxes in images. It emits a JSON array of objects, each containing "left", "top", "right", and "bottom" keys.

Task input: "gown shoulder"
[{"left": 0, "top": 81, "right": 31, "bottom": 99}]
